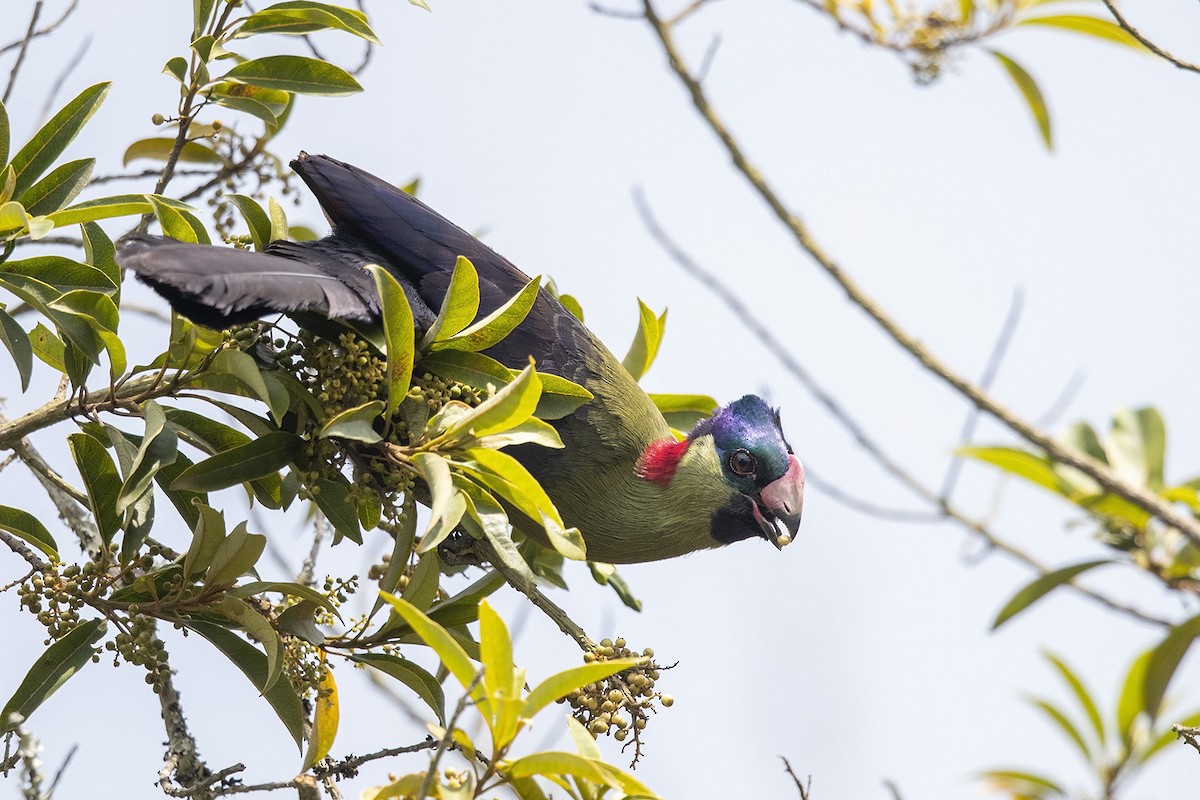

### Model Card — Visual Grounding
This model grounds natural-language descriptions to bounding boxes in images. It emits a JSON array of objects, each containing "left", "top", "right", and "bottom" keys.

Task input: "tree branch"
[
  {"left": 3, "top": 1, "right": 43, "bottom": 105},
  {"left": 638, "top": 0, "right": 1200, "bottom": 550},
  {"left": 1099, "top": 1, "right": 1200, "bottom": 74}
]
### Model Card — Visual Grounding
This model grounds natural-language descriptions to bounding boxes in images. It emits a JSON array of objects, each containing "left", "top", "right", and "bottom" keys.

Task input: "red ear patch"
[{"left": 636, "top": 437, "right": 690, "bottom": 487}]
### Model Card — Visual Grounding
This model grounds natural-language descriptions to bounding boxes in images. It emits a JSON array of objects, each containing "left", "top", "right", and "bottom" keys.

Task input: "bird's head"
[{"left": 636, "top": 394, "right": 805, "bottom": 551}]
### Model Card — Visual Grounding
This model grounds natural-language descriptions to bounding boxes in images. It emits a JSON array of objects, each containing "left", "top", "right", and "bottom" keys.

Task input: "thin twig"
[
  {"left": 1099, "top": 1, "right": 1200, "bottom": 74},
  {"left": 0, "top": 529, "right": 47, "bottom": 571},
  {"left": 805, "top": 467, "right": 943, "bottom": 523},
  {"left": 781, "top": 757, "right": 811, "bottom": 800},
  {"left": 639, "top": 0, "right": 1200, "bottom": 550},
  {"left": 315, "top": 740, "right": 438, "bottom": 780},
  {"left": 635, "top": 191, "right": 1170, "bottom": 628},
  {"left": 0, "top": 0, "right": 78, "bottom": 56},
  {"left": 939, "top": 288, "right": 1023, "bottom": 501},
  {"left": 883, "top": 778, "right": 905, "bottom": 800},
  {"left": 418, "top": 672, "right": 483, "bottom": 800},
  {"left": 3, "top": 1, "right": 43, "bottom": 105},
  {"left": 1174, "top": 724, "right": 1200, "bottom": 756},
  {"left": 37, "top": 34, "right": 91, "bottom": 124}
]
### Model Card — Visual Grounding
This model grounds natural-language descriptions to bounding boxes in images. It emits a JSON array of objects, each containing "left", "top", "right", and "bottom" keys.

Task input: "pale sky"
[{"left": 3, "top": 1, "right": 1200, "bottom": 798}]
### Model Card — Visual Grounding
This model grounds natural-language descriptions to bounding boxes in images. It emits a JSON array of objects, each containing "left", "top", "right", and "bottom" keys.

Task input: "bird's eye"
[{"left": 728, "top": 449, "right": 756, "bottom": 477}]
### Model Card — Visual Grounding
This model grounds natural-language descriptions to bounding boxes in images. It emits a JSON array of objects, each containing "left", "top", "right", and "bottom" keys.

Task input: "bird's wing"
[{"left": 119, "top": 234, "right": 381, "bottom": 328}]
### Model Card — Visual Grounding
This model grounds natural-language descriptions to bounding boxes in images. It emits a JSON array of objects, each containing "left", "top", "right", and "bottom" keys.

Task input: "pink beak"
[{"left": 758, "top": 454, "right": 805, "bottom": 548}]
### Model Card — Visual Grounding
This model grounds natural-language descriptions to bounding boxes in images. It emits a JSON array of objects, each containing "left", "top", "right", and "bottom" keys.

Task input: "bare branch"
[
  {"left": 3, "top": 1, "right": 44, "bottom": 105},
  {"left": 635, "top": 190, "right": 1171, "bottom": 628},
  {"left": 0, "top": 529, "right": 47, "bottom": 572},
  {"left": 638, "top": 0, "right": 1200, "bottom": 550},
  {"left": 939, "top": 289, "right": 1023, "bottom": 501},
  {"left": 1099, "top": 1, "right": 1200, "bottom": 74},
  {"left": 418, "top": 672, "right": 483, "bottom": 800},
  {"left": 780, "top": 757, "right": 811, "bottom": 800},
  {"left": 0, "top": 0, "right": 78, "bottom": 57},
  {"left": 1175, "top": 724, "right": 1200, "bottom": 756}
]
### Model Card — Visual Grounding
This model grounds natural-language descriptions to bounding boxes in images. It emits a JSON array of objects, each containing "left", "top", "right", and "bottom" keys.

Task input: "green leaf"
[
  {"left": 989, "top": 50, "right": 1052, "bottom": 150},
  {"left": 0, "top": 99, "right": 9, "bottom": 168},
  {"left": 191, "top": 348, "right": 278, "bottom": 413},
  {"left": 401, "top": 550, "right": 442, "bottom": 612},
  {"left": 107, "top": 426, "right": 156, "bottom": 558},
  {"left": 172, "top": 430, "right": 302, "bottom": 493},
  {"left": 182, "top": 619, "right": 305, "bottom": 747},
  {"left": 461, "top": 447, "right": 586, "bottom": 560},
  {"left": 204, "top": 521, "right": 268, "bottom": 587},
  {"left": 446, "top": 360, "right": 542, "bottom": 440},
  {"left": 9, "top": 83, "right": 109, "bottom": 198},
  {"left": 318, "top": 400, "right": 384, "bottom": 443},
  {"left": 650, "top": 392, "right": 717, "bottom": 431},
  {"left": 621, "top": 299, "right": 666, "bottom": 381},
  {"left": 1025, "top": 696, "right": 1091, "bottom": 762},
  {"left": 29, "top": 322, "right": 64, "bottom": 373},
  {"left": 193, "top": 0, "right": 217, "bottom": 38},
  {"left": 2, "top": 255, "right": 118, "bottom": 293},
  {"left": 959, "top": 446, "right": 1069, "bottom": 496},
  {"left": 421, "top": 255, "right": 480, "bottom": 347},
  {"left": 380, "top": 593, "right": 489, "bottom": 714},
  {"left": 1017, "top": 14, "right": 1145, "bottom": 50},
  {"left": 235, "top": 2, "right": 381, "bottom": 43},
  {"left": 1, "top": 619, "right": 106, "bottom": 733},
  {"left": 432, "top": 277, "right": 540, "bottom": 353},
  {"left": 214, "top": 594, "right": 283, "bottom": 692},
  {"left": 233, "top": 581, "right": 340, "bottom": 618},
  {"left": 182, "top": 502, "right": 227, "bottom": 581},
  {"left": 122, "top": 138, "right": 223, "bottom": 168},
  {"left": 558, "top": 293, "right": 583, "bottom": 323},
  {"left": 420, "top": 348, "right": 512, "bottom": 392},
  {"left": 1144, "top": 614, "right": 1200, "bottom": 724},
  {"left": 116, "top": 400, "right": 179, "bottom": 518},
  {"left": 150, "top": 195, "right": 207, "bottom": 244},
  {"left": 1118, "top": 648, "right": 1153, "bottom": 746},
  {"left": 978, "top": 770, "right": 1064, "bottom": 797},
  {"left": 350, "top": 653, "right": 446, "bottom": 723},
  {"left": 373, "top": 497, "right": 416, "bottom": 614},
  {"left": 80, "top": 222, "right": 120, "bottom": 294},
  {"left": 455, "top": 477, "right": 535, "bottom": 586},
  {"left": 68, "top": 433, "right": 122, "bottom": 546},
  {"left": 209, "top": 82, "right": 291, "bottom": 127},
  {"left": 301, "top": 662, "right": 339, "bottom": 771},
  {"left": 46, "top": 193, "right": 154, "bottom": 228},
  {"left": 367, "top": 264, "right": 416, "bottom": 418},
  {"left": 992, "top": 560, "right": 1111, "bottom": 629},
  {"left": 1107, "top": 407, "right": 1166, "bottom": 490},
  {"left": 531, "top": 372, "right": 593, "bottom": 421},
  {"left": 0, "top": 305, "right": 32, "bottom": 391},
  {"left": 412, "top": 452, "right": 467, "bottom": 553},
  {"left": 268, "top": 197, "right": 288, "bottom": 243},
  {"left": 522, "top": 657, "right": 647, "bottom": 722},
  {"left": 222, "top": 55, "right": 363, "bottom": 96},
  {"left": 21, "top": 158, "right": 94, "bottom": 216},
  {"left": 0, "top": 505, "right": 58, "bottom": 559},
  {"left": 312, "top": 475, "right": 362, "bottom": 543},
  {"left": 222, "top": 193, "right": 273, "bottom": 251},
  {"left": 164, "top": 56, "right": 189, "bottom": 84},
  {"left": 504, "top": 751, "right": 657, "bottom": 797},
  {"left": 479, "top": 599, "right": 516, "bottom": 702},
  {"left": 1044, "top": 651, "right": 1106, "bottom": 748}
]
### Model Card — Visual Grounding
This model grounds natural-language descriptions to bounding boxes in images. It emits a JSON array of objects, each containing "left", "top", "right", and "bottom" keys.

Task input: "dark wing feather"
[{"left": 119, "top": 234, "right": 381, "bottom": 328}]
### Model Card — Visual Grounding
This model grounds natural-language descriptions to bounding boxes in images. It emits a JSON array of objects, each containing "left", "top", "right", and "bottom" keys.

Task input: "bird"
[{"left": 117, "top": 153, "right": 804, "bottom": 564}]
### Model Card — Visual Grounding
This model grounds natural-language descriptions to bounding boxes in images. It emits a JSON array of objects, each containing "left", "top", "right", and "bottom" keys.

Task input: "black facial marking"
[{"left": 709, "top": 494, "right": 765, "bottom": 545}]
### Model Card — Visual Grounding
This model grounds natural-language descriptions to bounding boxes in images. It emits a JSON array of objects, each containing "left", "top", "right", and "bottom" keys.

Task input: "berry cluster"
[
  {"left": 104, "top": 610, "right": 171, "bottom": 692},
  {"left": 560, "top": 638, "right": 673, "bottom": 763}
]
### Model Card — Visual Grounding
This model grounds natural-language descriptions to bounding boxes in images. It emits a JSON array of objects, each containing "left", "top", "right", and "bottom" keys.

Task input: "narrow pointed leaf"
[
  {"left": 222, "top": 193, "right": 272, "bottom": 251},
  {"left": 1, "top": 619, "right": 106, "bottom": 733},
  {"left": 1144, "top": 614, "right": 1200, "bottom": 723},
  {"left": 1118, "top": 649, "right": 1153, "bottom": 745},
  {"left": 10, "top": 83, "right": 109, "bottom": 198},
  {"left": 182, "top": 619, "right": 305, "bottom": 747},
  {"left": 318, "top": 400, "right": 384, "bottom": 443},
  {"left": 172, "top": 431, "right": 301, "bottom": 493},
  {"left": 367, "top": 264, "right": 415, "bottom": 417},
  {"left": 223, "top": 55, "right": 363, "bottom": 96},
  {"left": 422, "top": 255, "right": 479, "bottom": 347},
  {"left": 351, "top": 653, "right": 446, "bottom": 723},
  {"left": 522, "top": 657, "right": 647, "bottom": 722},
  {"left": 1016, "top": 14, "right": 1145, "bottom": 50},
  {"left": 1044, "top": 651, "right": 1106, "bottom": 747},
  {"left": 123, "top": 138, "right": 223, "bottom": 167},
  {"left": 504, "top": 751, "right": 657, "bottom": 797},
  {"left": 0, "top": 305, "right": 32, "bottom": 391},
  {"left": 301, "top": 660, "right": 339, "bottom": 771},
  {"left": 446, "top": 360, "right": 541, "bottom": 440},
  {"left": 621, "top": 299, "right": 665, "bottom": 381},
  {"left": 68, "top": 433, "right": 122, "bottom": 545},
  {"left": 379, "top": 594, "right": 488, "bottom": 713},
  {"left": 990, "top": 50, "right": 1052, "bottom": 150},
  {"left": 21, "top": 158, "right": 94, "bottom": 216},
  {"left": 214, "top": 594, "right": 283, "bottom": 691},
  {"left": 420, "top": 348, "right": 512, "bottom": 391},
  {"left": 0, "top": 505, "right": 57, "bottom": 559},
  {"left": 960, "top": 445, "right": 1068, "bottom": 495},
  {"left": 992, "top": 560, "right": 1111, "bottom": 629},
  {"left": 1025, "top": 696, "right": 1091, "bottom": 761},
  {"left": 203, "top": 522, "right": 267, "bottom": 587},
  {"left": 433, "top": 277, "right": 540, "bottom": 353}
]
